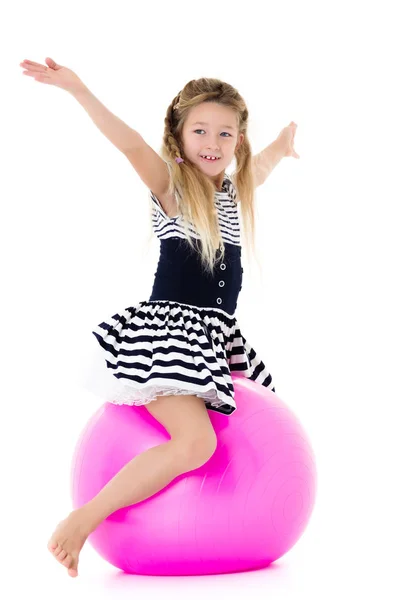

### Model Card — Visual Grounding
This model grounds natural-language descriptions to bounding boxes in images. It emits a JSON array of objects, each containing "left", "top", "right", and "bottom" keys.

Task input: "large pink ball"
[{"left": 71, "top": 374, "right": 317, "bottom": 575}]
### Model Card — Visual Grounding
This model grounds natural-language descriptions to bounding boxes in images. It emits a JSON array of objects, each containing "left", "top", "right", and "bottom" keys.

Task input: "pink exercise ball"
[{"left": 71, "top": 373, "right": 317, "bottom": 575}]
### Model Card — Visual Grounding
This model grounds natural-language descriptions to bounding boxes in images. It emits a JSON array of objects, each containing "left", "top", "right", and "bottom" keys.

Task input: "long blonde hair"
[{"left": 150, "top": 78, "right": 258, "bottom": 275}]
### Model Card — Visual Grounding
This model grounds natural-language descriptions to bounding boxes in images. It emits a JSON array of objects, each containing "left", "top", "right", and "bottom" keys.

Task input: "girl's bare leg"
[{"left": 47, "top": 394, "right": 217, "bottom": 577}]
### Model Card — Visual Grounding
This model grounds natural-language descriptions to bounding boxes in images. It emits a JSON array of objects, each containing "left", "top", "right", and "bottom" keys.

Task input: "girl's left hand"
[{"left": 276, "top": 122, "right": 300, "bottom": 159}]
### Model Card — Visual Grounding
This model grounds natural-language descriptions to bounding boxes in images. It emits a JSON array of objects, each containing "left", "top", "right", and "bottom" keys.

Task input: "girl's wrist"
[{"left": 70, "top": 80, "right": 90, "bottom": 98}]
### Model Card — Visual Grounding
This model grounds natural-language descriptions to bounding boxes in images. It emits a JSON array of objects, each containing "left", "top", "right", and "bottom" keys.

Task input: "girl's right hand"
[{"left": 19, "top": 57, "right": 86, "bottom": 95}]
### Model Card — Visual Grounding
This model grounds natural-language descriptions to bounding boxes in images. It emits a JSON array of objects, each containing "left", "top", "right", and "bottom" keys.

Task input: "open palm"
[{"left": 19, "top": 57, "right": 84, "bottom": 94}]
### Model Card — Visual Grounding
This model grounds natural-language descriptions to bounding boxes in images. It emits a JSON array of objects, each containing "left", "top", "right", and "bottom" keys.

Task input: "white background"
[{"left": 2, "top": 0, "right": 399, "bottom": 597}]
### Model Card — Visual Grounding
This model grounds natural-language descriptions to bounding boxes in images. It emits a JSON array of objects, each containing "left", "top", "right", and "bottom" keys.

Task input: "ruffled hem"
[
  {"left": 100, "top": 383, "right": 232, "bottom": 410},
  {"left": 79, "top": 343, "right": 237, "bottom": 412}
]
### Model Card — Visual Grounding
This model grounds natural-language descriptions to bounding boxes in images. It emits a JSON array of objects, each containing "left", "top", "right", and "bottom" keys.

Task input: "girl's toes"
[
  {"left": 62, "top": 554, "right": 73, "bottom": 568},
  {"left": 57, "top": 549, "right": 68, "bottom": 562},
  {"left": 54, "top": 545, "right": 64, "bottom": 557},
  {"left": 68, "top": 562, "right": 78, "bottom": 578}
]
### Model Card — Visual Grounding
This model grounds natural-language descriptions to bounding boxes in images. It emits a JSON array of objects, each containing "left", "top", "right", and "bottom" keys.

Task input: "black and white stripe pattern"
[
  {"left": 150, "top": 173, "right": 241, "bottom": 246},
  {"left": 89, "top": 300, "right": 275, "bottom": 415}
]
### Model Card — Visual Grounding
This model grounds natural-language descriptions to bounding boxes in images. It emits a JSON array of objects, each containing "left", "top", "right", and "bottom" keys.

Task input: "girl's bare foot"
[{"left": 47, "top": 508, "right": 93, "bottom": 577}]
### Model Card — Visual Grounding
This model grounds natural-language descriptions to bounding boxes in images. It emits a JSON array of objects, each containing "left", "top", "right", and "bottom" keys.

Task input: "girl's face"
[{"left": 181, "top": 102, "right": 244, "bottom": 185}]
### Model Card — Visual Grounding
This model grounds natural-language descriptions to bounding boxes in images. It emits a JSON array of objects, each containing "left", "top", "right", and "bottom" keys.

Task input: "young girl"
[{"left": 20, "top": 57, "right": 299, "bottom": 577}]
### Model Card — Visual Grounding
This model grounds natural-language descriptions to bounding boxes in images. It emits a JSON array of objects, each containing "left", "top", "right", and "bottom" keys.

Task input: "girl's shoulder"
[{"left": 150, "top": 161, "right": 180, "bottom": 218}]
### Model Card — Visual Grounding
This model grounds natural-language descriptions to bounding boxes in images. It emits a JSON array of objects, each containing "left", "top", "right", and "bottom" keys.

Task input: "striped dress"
[{"left": 90, "top": 171, "right": 275, "bottom": 416}]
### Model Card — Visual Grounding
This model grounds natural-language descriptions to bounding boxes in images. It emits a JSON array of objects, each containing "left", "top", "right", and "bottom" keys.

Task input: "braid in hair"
[{"left": 163, "top": 92, "right": 184, "bottom": 163}]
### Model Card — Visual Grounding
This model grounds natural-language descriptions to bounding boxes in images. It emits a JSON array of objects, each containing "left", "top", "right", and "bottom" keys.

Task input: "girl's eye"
[{"left": 194, "top": 129, "right": 231, "bottom": 137}]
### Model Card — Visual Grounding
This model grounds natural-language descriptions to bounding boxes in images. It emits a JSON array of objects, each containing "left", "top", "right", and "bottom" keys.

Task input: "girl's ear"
[{"left": 236, "top": 133, "right": 244, "bottom": 150}]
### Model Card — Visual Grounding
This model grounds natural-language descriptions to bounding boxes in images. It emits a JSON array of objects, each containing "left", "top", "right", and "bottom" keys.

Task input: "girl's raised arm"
[{"left": 19, "top": 57, "right": 171, "bottom": 204}]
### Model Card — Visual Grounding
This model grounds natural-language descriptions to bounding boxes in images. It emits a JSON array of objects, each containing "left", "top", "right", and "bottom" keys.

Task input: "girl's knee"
[
  {"left": 146, "top": 393, "right": 217, "bottom": 468},
  {"left": 177, "top": 432, "right": 217, "bottom": 469}
]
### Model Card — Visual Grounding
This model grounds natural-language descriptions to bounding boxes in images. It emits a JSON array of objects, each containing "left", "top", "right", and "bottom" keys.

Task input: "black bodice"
[{"left": 149, "top": 237, "right": 243, "bottom": 315}]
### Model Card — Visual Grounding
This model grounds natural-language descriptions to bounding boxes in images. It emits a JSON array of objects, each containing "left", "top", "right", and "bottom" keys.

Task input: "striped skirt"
[{"left": 83, "top": 299, "right": 275, "bottom": 416}]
